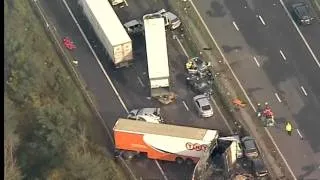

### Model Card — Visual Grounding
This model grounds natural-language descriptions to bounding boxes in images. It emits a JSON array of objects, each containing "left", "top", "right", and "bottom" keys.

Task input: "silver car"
[
  {"left": 193, "top": 94, "right": 214, "bottom": 118},
  {"left": 127, "top": 108, "right": 164, "bottom": 124}
]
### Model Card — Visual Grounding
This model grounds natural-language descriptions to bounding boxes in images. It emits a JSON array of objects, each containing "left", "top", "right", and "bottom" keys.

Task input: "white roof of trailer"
[
  {"left": 114, "top": 119, "right": 219, "bottom": 141},
  {"left": 83, "top": 0, "right": 131, "bottom": 45},
  {"left": 143, "top": 16, "right": 170, "bottom": 80}
]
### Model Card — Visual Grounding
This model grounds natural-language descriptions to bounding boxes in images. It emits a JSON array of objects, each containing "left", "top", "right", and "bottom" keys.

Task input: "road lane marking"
[
  {"left": 175, "top": 31, "right": 234, "bottom": 133},
  {"left": 253, "top": 56, "right": 261, "bottom": 67},
  {"left": 232, "top": 21, "right": 240, "bottom": 31},
  {"left": 173, "top": 35, "right": 189, "bottom": 57},
  {"left": 137, "top": 76, "right": 145, "bottom": 87},
  {"left": 300, "top": 86, "right": 308, "bottom": 96},
  {"left": 60, "top": 1, "right": 143, "bottom": 180},
  {"left": 274, "top": 93, "right": 282, "bottom": 102},
  {"left": 182, "top": 101, "right": 190, "bottom": 111},
  {"left": 279, "top": 0, "right": 320, "bottom": 69},
  {"left": 155, "top": 160, "right": 169, "bottom": 180},
  {"left": 187, "top": 1, "right": 296, "bottom": 179},
  {"left": 61, "top": 0, "right": 129, "bottom": 114},
  {"left": 258, "top": 15, "right": 266, "bottom": 25},
  {"left": 296, "top": 129, "right": 304, "bottom": 139},
  {"left": 279, "top": 50, "right": 287, "bottom": 60}
]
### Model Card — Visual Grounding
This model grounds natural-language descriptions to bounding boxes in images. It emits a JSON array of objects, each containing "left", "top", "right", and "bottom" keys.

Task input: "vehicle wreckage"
[{"left": 185, "top": 57, "right": 214, "bottom": 95}]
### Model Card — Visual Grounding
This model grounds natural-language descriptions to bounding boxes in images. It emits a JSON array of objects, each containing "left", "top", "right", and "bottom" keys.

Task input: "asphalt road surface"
[
  {"left": 191, "top": 0, "right": 320, "bottom": 179},
  {"left": 38, "top": 0, "right": 234, "bottom": 179}
]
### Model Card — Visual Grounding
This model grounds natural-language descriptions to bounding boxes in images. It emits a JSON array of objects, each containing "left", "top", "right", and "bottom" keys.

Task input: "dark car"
[
  {"left": 186, "top": 74, "right": 214, "bottom": 95},
  {"left": 291, "top": 2, "right": 314, "bottom": 25},
  {"left": 241, "top": 136, "right": 259, "bottom": 159},
  {"left": 250, "top": 158, "right": 269, "bottom": 178}
]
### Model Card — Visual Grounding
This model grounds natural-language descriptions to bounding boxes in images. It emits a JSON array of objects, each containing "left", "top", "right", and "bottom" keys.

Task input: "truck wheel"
[
  {"left": 175, "top": 157, "right": 184, "bottom": 164},
  {"left": 185, "top": 158, "right": 194, "bottom": 166}
]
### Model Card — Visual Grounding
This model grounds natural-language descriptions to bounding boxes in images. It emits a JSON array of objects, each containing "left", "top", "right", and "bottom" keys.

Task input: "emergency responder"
[{"left": 285, "top": 121, "right": 293, "bottom": 136}]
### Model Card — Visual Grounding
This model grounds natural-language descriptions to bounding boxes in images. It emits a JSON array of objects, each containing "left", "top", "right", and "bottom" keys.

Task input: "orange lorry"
[{"left": 113, "top": 118, "right": 219, "bottom": 164}]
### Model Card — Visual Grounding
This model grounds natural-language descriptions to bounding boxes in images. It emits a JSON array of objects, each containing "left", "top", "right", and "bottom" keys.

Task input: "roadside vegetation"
[{"left": 4, "top": 0, "right": 126, "bottom": 179}]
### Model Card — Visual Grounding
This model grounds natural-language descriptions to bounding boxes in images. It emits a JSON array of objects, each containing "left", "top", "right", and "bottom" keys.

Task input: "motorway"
[
  {"left": 37, "top": 0, "right": 234, "bottom": 179},
  {"left": 191, "top": 0, "right": 320, "bottom": 179}
]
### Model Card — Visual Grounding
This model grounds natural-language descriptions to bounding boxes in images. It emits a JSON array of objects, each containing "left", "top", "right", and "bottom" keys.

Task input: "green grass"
[{"left": 4, "top": 0, "right": 126, "bottom": 179}]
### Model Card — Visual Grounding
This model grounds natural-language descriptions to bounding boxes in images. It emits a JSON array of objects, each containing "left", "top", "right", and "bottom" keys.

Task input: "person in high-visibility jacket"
[{"left": 285, "top": 121, "right": 293, "bottom": 136}]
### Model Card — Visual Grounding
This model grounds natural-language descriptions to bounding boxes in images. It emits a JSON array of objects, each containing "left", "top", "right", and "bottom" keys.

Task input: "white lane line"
[
  {"left": 189, "top": 1, "right": 296, "bottom": 179},
  {"left": 253, "top": 56, "right": 261, "bottom": 67},
  {"left": 62, "top": 0, "right": 129, "bottom": 114},
  {"left": 296, "top": 129, "right": 304, "bottom": 139},
  {"left": 274, "top": 93, "right": 282, "bottom": 102},
  {"left": 175, "top": 31, "right": 234, "bottom": 133},
  {"left": 137, "top": 77, "right": 145, "bottom": 87},
  {"left": 173, "top": 35, "right": 189, "bottom": 58},
  {"left": 279, "top": 0, "right": 320, "bottom": 69},
  {"left": 258, "top": 15, "right": 266, "bottom": 25},
  {"left": 155, "top": 160, "right": 169, "bottom": 180},
  {"left": 300, "top": 86, "right": 308, "bottom": 96},
  {"left": 232, "top": 21, "right": 240, "bottom": 31},
  {"left": 279, "top": 50, "right": 287, "bottom": 61},
  {"left": 182, "top": 101, "right": 190, "bottom": 111}
]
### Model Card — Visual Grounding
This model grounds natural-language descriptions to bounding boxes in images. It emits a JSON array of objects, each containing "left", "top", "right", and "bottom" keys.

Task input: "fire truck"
[{"left": 113, "top": 119, "right": 219, "bottom": 164}]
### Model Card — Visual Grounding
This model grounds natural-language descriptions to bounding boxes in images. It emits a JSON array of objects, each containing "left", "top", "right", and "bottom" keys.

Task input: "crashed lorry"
[
  {"left": 80, "top": 0, "right": 133, "bottom": 68},
  {"left": 114, "top": 118, "right": 219, "bottom": 164},
  {"left": 143, "top": 13, "right": 176, "bottom": 104}
]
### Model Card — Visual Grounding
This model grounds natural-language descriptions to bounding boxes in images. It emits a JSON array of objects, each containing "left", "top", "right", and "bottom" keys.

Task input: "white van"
[
  {"left": 218, "top": 135, "right": 243, "bottom": 159},
  {"left": 155, "top": 9, "right": 181, "bottom": 30}
]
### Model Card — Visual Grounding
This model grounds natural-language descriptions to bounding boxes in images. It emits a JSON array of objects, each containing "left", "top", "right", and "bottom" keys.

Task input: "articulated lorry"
[
  {"left": 113, "top": 118, "right": 219, "bottom": 164},
  {"left": 143, "top": 14, "right": 175, "bottom": 104},
  {"left": 79, "top": 0, "right": 132, "bottom": 68}
]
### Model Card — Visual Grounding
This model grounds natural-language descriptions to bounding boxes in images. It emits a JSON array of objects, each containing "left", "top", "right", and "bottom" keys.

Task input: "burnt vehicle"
[{"left": 186, "top": 74, "right": 214, "bottom": 95}]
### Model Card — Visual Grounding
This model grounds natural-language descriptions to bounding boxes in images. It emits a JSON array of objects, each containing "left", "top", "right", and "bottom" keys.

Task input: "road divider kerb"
[
  {"left": 232, "top": 21, "right": 240, "bottom": 31},
  {"left": 274, "top": 93, "right": 282, "bottom": 103},
  {"left": 258, "top": 15, "right": 266, "bottom": 25}
]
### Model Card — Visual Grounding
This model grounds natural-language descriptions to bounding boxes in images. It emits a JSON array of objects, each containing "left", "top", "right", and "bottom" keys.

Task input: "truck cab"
[
  {"left": 155, "top": 9, "right": 181, "bottom": 30},
  {"left": 123, "top": 19, "right": 144, "bottom": 35}
]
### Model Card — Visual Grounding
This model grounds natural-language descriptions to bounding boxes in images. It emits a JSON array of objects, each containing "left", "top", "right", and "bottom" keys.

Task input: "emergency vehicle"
[{"left": 113, "top": 119, "right": 219, "bottom": 164}]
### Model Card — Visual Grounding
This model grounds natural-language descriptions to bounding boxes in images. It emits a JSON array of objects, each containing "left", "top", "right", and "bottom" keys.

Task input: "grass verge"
[{"left": 4, "top": 0, "right": 126, "bottom": 179}]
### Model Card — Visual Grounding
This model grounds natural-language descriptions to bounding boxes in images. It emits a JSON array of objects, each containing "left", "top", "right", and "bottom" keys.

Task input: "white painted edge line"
[
  {"left": 253, "top": 56, "right": 261, "bottom": 67},
  {"left": 61, "top": 0, "right": 129, "bottom": 114},
  {"left": 182, "top": 101, "right": 190, "bottom": 111},
  {"left": 296, "top": 129, "right": 304, "bottom": 139},
  {"left": 274, "top": 93, "right": 282, "bottom": 102},
  {"left": 137, "top": 77, "right": 145, "bottom": 87},
  {"left": 173, "top": 35, "right": 189, "bottom": 58},
  {"left": 174, "top": 26, "right": 234, "bottom": 134},
  {"left": 279, "top": 0, "right": 320, "bottom": 69},
  {"left": 300, "top": 86, "right": 308, "bottom": 96},
  {"left": 279, "top": 50, "right": 287, "bottom": 61},
  {"left": 154, "top": 160, "right": 169, "bottom": 180},
  {"left": 210, "top": 97, "right": 234, "bottom": 133},
  {"left": 258, "top": 15, "right": 266, "bottom": 25},
  {"left": 264, "top": 128, "right": 297, "bottom": 179},
  {"left": 189, "top": 1, "right": 296, "bottom": 179},
  {"left": 232, "top": 21, "right": 240, "bottom": 31}
]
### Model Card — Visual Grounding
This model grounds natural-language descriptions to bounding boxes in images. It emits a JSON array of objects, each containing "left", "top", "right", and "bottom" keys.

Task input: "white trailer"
[
  {"left": 114, "top": 118, "right": 219, "bottom": 164},
  {"left": 143, "top": 14, "right": 170, "bottom": 98},
  {"left": 79, "top": 0, "right": 132, "bottom": 68}
]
